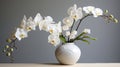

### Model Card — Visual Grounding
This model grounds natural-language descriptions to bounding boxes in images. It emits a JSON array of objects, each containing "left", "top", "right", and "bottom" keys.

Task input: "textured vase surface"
[{"left": 55, "top": 43, "right": 81, "bottom": 65}]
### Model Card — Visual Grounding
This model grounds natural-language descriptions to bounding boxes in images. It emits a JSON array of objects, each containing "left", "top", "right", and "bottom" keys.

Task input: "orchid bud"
[
  {"left": 6, "top": 52, "right": 11, "bottom": 56},
  {"left": 6, "top": 38, "right": 12, "bottom": 43},
  {"left": 104, "top": 10, "right": 108, "bottom": 13},
  {"left": 114, "top": 18, "right": 118, "bottom": 23},
  {"left": 5, "top": 45, "right": 9, "bottom": 49}
]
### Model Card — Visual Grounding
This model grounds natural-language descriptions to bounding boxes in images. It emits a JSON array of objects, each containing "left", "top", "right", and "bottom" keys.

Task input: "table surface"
[{"left": 0, "top": 63, "right": 120, "bottom": 67}]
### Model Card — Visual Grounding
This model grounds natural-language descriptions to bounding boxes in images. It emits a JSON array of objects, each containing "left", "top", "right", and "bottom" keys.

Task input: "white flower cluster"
[
  {"left": 63, "top": 4, "right": 83, "bottom": 30},
  {"left": 83, "top": 6, "right": 103, "bottom": 17},
  {"left": 14, "top": 4, "right": 104, "bottom": 46},
  {"left": 15, "top": 13, "right": 62, "bottom": 46},
  {"left": 62, "top": 4, "right": 83, "bottom": 39},
  {"left": 62, "top": 4, "right": 103, "bottom": 40}
]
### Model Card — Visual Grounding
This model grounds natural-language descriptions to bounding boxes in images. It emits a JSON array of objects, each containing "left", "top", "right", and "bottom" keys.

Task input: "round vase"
[{"left": 55, "top": 43, "right": 81, "bottom": 65}]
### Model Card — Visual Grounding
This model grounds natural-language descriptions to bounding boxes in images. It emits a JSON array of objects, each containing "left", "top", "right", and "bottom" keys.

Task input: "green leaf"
[
  {"left": 76, "top": 38, "right": 90, "bottom": 44},
  {"left": 82, "top": 36, "right": 90, "bottom": 38},
  {"left": 90, "top": 37, "right": 96, "bottom": 40},
  {"left": 76, "top": 38, "right": 82, "bottom": 40},
  {"left": 81, "top": 39, "right": 90, "bottom": 44},
  {"left": 78, "top": 32, "right": 86, "bottom": 38},
  {"left": 59, "top": 34, "right": 66, "bottom": 43},
  {"left": 74, "top": 32, "right": 86, "bottom": 40},
  {"left": 82, "top": 36, "right": 96, "bottom": 40}
]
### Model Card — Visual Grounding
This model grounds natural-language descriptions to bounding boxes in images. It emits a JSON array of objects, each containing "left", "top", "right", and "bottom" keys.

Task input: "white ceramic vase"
[{"left": 55, "top": 43, "right": 81, "bottom": 65}]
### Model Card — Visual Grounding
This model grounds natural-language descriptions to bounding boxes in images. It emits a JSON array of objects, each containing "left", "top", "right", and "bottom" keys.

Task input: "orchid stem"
[
  {"left": 76, "top": 14, "right": 92, "bottom": 31},
  {"left": 68, "top": 19, "right": 75, "bottom": 42}
]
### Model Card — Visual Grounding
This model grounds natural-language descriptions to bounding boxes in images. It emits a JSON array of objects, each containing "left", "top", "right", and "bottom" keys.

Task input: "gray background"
[{"left": 0, "top": 0, "right": 120, "bottom": 63}]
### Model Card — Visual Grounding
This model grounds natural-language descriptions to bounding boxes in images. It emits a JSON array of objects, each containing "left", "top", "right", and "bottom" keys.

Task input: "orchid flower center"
[
  {"left": 73, "top": 15, "right": 77, "bottom": 19},
  {"left": 20, "top": 34, "right": 25, "bottom": 38},
  {"left": 26, "top": 27, "right": 32, "bottom": 31},
  {"left": 49, "top": 29, "right": 54, "bottom": 34},
  {"left": 51, "top": 40, "right": 55, "bottom": 45}
]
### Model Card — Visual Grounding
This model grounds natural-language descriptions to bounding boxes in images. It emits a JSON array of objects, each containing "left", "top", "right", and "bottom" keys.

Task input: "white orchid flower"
[
  {"left": 26, "top": 17, "right": 36, "bottom": 31},
  {"left": 62, "top": 25, "right": 69, "bottom": 31},
  {"left": 20, "top": 16, "right": 37, "bottom": 32},
  {"left": 48, "top": 24, "right": 57, "bottom": 34},
  {"left": 63, "top": 17, "right": 73, "bottom": 27},
  {"left": 34, "top": 13, "right": 43, "bottom": 26},
  {"left": 56, "top": 21, "right": 62, "bottom": 33},
  {"left": 65, "top": 31, "right": 70, "bottom": 36},
  {"left": 92, "top": 8, "right": 103, "bottom": 17},
  {"left": 70, "top": 7, "right": 83, "bottom": 21},
  {"left": 39, "top": 16, "right": 54, "bottom": 31},
  {"left": 69, "top": 30, "right": 77, "bottom": 39},
  {"left": 83, "top": 6, "right": 95, "bottom": 13},
  {"left": 38, "top": 20, "right": 45, "bottom": 31},
  {"left": 48, "top": 24, "right": 59, "bottom": 35},
  {"left": 71, "top": 30, "right": 77, "bottom": 35},
  {"left": 47, "top": 21, "right": 62, "bottom": 35},
  {"left": 83, "top": 28, "right": 91, "bottom": 34},
  {"left": 41, "top": 22, "right": 50, "bottom": 31},
  {"left": 44, "top": 16, "right": 55, "bottom": 23},
  {"left": 48, "top": 34, "right": 60, "bottom": 46},
  {"left": 20, "top": 15, "right": 27, "bottom": 29},
  {"left": 68, "top": 4, "right": 83, "bottom": 21},
  {"left": 69, "top": 34, "right": 76, "bottom": 39},
  {"left": 15, "top": 28, "right": 28, "bottom": 41},
  {"left": 68, "top": 4, "right": 77, "bottom": 15}
]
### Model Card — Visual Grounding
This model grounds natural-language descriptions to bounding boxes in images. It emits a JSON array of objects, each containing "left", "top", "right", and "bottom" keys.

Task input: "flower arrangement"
[{"left": 3, "top": 4, "right": 118, "bottom": 62}]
